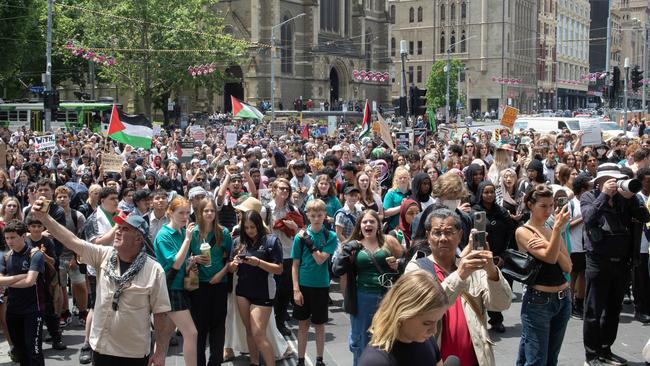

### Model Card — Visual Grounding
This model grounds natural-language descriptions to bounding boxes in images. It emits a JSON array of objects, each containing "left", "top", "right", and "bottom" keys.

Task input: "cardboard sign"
[
  {"left": 579, "top": 119, "right": 602, "bottom": 146},
  {"left": 395, "top": 132, "right": 411, "bottom": 152},
  {"left": 225, "top": 133, "right": 238, "bottom": 149},
  {"left": 437, "top": 126, "right": 451, "bottom": 140},
  {"left": 270, "top": 121, "right": 286, "bottom": 136},
  {"left": 327, "top": 116, "right": 337, "bottom": 137},
  {"left": 190, "top": 126, "right": 206, "bottom": 142},
  {"left": 177, "top": 141, "right": 196, "bottom": 162},
  {"left": 500, "top": 106, "right": 519, "bottom": 129},
  {"left": 102, "top": 153, "right": 124, "bottom": 173},
  {"left": 414, "top": 128, "right": 427, "bottom": 149},
  {"left": 34, "top": 134, "right": 56, "bottom": 152}
]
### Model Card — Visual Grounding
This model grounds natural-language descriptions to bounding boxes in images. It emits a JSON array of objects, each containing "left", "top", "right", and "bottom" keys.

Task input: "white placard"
[
  {"left": 34, "top": 134, "right": 56, "bottom": 152},
  {"left": 579, "top": 119, "right": 602, "bottom": 146},
  {"left": 328, "top": 116, "right": 337, "bottom": 137},
  {"left": 225, "top": 133, "right": 238, "bottom": 149}
]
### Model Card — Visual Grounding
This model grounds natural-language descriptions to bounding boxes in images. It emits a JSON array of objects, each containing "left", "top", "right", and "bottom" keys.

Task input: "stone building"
[
  {"left": 215, "top": 0, "right": 392, "bottom": 112},
  {"left": 556, "top": 0, "right": 590, "bottom": 110},
  {"left": 389, "top": 0, "right": 538, "bottom": 115}
]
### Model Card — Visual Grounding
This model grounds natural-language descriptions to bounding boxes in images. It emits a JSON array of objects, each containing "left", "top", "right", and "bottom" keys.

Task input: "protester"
[
  {"left": 581, "top": 163, "right": 650, "bottom": 365},
  {"left": 333, "top": 210, "right": 404, "bottom": 366},
  {"left": 29, "top": 199, "right": 171, "bottom": 366},
  {"left": 359, "top": 270, "right": 448, "bottom": 366},
  {"left": 383, "top": 167, "right": 411, "bottom": 231},
  {"left": 406, "top": 208, "right": 512, "bottom": 366},
  {"left": 515, "top": 185, "right": 572, "bottom": 366}
]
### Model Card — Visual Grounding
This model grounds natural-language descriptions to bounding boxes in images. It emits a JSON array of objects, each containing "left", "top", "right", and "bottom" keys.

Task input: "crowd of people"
[{"left": 0, "top": 117, "right": 649, "bottom": 366}]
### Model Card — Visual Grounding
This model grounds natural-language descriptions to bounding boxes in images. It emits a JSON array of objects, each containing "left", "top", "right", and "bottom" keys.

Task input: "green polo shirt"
[
  {"left": 190, "top": 226, "right": 232, "bottom": 283},
  {"left": 291, "top": 225, "right": 338, "bottom": 288},
  {"left": 153, "top": 224, "right": 187, "bottom": 290}
]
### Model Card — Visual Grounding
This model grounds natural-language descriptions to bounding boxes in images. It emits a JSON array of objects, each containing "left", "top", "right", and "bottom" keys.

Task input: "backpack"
[{"left": 4, "top": 248, "right": 62, "bottom": 314}]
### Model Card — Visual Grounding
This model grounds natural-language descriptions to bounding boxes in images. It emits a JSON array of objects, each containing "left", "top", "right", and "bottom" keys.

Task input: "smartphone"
[
  {"left": 237, "top": 254, "right": 248, "bottom": 260},
  {"left": 39, "top": 199, "right": 51, "bottom": 213},
  {"left": 473, "top": 212, "right": 487, "bottom": 250},
  {"left": 555, "top": 196, "right": 568, "bottom": 209}
]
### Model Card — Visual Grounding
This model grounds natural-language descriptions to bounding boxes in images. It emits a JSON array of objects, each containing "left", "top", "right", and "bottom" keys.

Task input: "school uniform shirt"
[
  {"left": 383, "top": 189, "right": 409, "bottom": 230},
  {"left": 189, "top": 227, "right": 232, "bottom": 283},
  {"left": 230, "top": 234, "right": 283, "bottom": 300},
  {"left": 291, "top": 226, "right": 338, "bottom": 288},
  {"left": 148, "top": 211, "right": 169, "bottom": 244},
  {"left": 0, "top": 245, "right": 45, "bottom": 315},
  {"left": 153, "top": 225, "right": 188, "bottom": 291},
  {"left": 77, "top": 242, "right": 171, "bottom": 358}
]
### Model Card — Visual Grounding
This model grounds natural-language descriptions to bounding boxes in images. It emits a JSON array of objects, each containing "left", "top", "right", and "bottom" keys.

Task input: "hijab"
[{"left": 398, "top": 199, "right": 419, "bottom": 247}]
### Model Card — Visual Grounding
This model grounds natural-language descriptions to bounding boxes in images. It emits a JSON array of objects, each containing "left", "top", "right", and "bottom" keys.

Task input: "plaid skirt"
[{"left": 169, "top": 289, "right": 191, "bottom": 312}]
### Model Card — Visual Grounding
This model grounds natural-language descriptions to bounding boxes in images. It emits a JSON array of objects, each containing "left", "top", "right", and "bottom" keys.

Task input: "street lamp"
[
  {"left": 271, "top": 13, "right": 305, "bottom": 121},
  {"left": 624, "top": 57, "right": 630, "bottom": 133}
]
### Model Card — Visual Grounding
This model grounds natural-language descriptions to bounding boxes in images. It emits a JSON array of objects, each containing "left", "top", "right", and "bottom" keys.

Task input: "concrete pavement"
[{"left": 1, "top": 281, "right": 649, "bottom": 366}]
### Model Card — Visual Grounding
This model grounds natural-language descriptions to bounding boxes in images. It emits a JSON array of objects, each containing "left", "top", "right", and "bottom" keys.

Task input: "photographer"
[{"left": 580, "top": 163, "right": 650, "bottom": 366}]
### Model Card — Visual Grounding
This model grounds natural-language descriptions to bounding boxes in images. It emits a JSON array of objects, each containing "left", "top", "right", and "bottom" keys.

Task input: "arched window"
[
  {"left": 281, "top": 15, "right": 293, "bottom": 74},
  {"left": 461, "top": 2, "right": 467, "bottom": 19},
  {"left": 440, "top": 32, "right": 446, "bottom": 53},
  {"left": 440, "top": 4, "right": 445, "bottom": 21},
  {"left": 391, "top": 37, "right": 396, "bottom": 56},
  {"left": 417, "top": 6, "right": 423, "bottom": 22},
  {"left": 390, "top": 5, "right": 396, "bottom": 23},
  {"left": 450, "top": 31, "right": 456, "bottom": 53},
  {"left": 460, "top": 31, "right": 466, "bottom": 52},
  {"left": 450, "top": 3, "right": 456, "bottom": 21},
  {"left": 409, "top": 7, "right": 414, "bottom": 23}
]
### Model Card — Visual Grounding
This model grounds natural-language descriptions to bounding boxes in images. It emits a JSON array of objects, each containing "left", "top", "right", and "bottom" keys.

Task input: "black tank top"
[{"left": 522, "top": 226, "right": 567, "bottom": 287}]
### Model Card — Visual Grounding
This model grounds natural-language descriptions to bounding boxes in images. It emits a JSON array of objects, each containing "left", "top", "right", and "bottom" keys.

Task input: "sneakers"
[
  {"left": 79, "top": 344, "right": 92, "bottom": 364},
  {"left": 59, "top": 310, "right": 72, "bottom": 327},
  {"left": 584, "top": 359, "right": 607, "bottom": 366},
  {"left": 634, "top": 312, "right": 650, "bottom": 324},
  {"left": 52, "top": 339, "right": 67, "bottom": 351},
  {"left": 571, "top": 307, "right": 584, "bottom": 320},
  {"left": 599, "top": 350, "right": 627, "bottom": 366},
  {"left": 8, "top": 347, "right": 17, "bottom": 363}
]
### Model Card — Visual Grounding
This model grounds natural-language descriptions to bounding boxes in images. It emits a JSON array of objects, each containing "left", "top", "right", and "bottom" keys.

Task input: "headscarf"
[
  {"left": 370, "top": 159, "right": 389, "bottom": 183},
  {"left": 410, "top": 172, "right": 432, "bottom": 203},
  {"left": 398, "top": 199, "right": 419, "bottom": 248},
  {"left": 499, "top": 167, "right": 518, "bottom": 207}
]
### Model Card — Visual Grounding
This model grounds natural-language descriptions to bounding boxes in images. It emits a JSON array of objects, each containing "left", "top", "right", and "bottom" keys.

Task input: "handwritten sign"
[
  {"left": 579, "top": 119, "right": 602, "bottom": 146},
  {"left": 225, "top": 133, "right": 238, "bottom": 149},
  {"left": 102, "top": 153, "right": 124, "bottom": 173},
  {"left": 34, "top": 134, "right": 56, "bottom": 152},
  {"left": 500, "top": 106, "right": 519, "bottom": 129}
]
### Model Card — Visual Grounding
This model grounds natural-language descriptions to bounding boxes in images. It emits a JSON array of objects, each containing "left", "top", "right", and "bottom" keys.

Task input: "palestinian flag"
[
  {"left": 107, "top": 104, "right": 153, "bottom": 149},
  {"left": 231, "top": 96, "right": 264, "bottom": 121},
  {"left": 360, "top": 100, "right": 371, "bottom": 138}
]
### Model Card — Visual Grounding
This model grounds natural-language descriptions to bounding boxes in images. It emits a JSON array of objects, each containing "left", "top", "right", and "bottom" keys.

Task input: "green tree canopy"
[{"left": 425, "top": 59, "right": 464, "bottom": 120}]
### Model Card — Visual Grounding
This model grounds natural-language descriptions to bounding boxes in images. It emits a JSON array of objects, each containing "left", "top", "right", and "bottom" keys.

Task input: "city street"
[{"left": 1, "top": 281, "right": 647, "bottom": 366}]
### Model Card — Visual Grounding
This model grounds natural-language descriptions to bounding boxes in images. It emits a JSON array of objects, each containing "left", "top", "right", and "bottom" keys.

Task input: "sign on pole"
[
  {"left": 500, "top": 106, "right": 519, "bottom": 129},
  {"left": 102, "top": 153, "right": 124, "bottom": 173},
  {"left": 34, "top": 134, "right": 56, "bottom": 152}
]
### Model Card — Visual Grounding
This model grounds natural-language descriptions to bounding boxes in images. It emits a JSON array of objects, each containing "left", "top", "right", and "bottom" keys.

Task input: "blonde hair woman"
[
  {"left": 0, "top": 196, "right": 22, "bottom": 224},
  {"left": 359, "top": 270, "right": 449, "bottom": 366},
  {"left": 382, "top": 167, "right": 411, "bottom": 231}
]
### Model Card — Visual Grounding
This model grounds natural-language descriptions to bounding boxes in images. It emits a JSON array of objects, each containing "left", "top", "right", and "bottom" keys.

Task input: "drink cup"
[{"left": 200, "top": 242, "right": 211, "bottom": 267}]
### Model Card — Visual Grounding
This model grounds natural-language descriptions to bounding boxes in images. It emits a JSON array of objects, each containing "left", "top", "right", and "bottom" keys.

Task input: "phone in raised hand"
[{"left": 473, "top": 211, "right": 487, "bottom": 251}]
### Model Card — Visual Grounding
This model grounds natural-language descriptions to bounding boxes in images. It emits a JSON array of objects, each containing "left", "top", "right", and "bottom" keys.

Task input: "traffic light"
[
  {"left": 610, "top": 66, "right": 621, "bottom": 107},
  {"left": 43, "top": 90, "right": 60, "bottom": 111},
  {"left": 631, "top": 65, "right": 644, "bottom": 92},
  {"left": 412, "top": 87, "right": 427, "bottom": 116}
]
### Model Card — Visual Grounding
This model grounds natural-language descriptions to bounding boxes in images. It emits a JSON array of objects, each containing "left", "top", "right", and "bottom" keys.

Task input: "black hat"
[{"left": 344, "top": 186, "right": 360, "bottom": 195}]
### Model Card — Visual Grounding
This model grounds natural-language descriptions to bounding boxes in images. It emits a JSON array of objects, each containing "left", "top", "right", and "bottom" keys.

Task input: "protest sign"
[
  {"left": 190, "top": 126, "right": 206, "bottom": 142},
  {"left": 414, "top": 129, "right": 427, "bottom": 149},
  {"left": 500, "top": 106, "right": 519, "bottom": 129},
  {"left": 34, "top": 134, "right": 56, "bottom": 152},
  {"left": 177, "top": 141, "right": 196, "bottom": 162},
  {"left": 270, "top": 121, "right": 286, "bottom": 136},
  {"left": 102, "top": 153, "right": 124, "bottom": 173},
  {"left": 395, "top": 132, "right": 411, "bottom": 152},
  {"left": 225, "top": 133, "right": 238, "bottom": 149},
  {"left": 579, "top": 119, "right": 602, "bottom": 146}
]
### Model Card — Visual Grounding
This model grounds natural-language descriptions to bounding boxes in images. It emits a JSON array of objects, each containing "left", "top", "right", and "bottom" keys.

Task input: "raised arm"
[{"left": 30, "top": 197, "right": 87, "bottom": 255}]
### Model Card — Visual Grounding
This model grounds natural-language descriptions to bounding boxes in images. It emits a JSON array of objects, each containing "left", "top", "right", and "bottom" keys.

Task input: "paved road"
[{"left": 1, "top": 281, "right": 648, "bottom": 366}]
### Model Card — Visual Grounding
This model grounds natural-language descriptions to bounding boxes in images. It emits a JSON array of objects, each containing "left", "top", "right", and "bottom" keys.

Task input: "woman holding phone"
[
  {"left": 230, "top": 210, "right": 283, "bottom": 366},
  {"left": 153, "top": 197, "right": 198, "bottom": 366},
  {"left": 515, "top": 185, "right": 572, "bottom": 366}
]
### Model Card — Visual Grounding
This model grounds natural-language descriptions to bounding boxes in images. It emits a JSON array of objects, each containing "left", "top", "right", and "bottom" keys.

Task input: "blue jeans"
[
  {"left": 349, "top": 290, "right": 382, "bottom": 366},
  {"left": 516, "top": 289, "right": 571, "bottom": 366}
]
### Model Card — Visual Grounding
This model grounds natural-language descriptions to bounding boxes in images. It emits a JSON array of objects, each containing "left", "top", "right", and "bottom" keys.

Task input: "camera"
[{"left": 617, "top": 179, "right": 641, "bottom": 193}]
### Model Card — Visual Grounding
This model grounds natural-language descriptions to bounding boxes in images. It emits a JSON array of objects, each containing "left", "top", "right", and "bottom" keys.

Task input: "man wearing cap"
[
  {"left": 580, "top": 163, "right": 650, "bottom": 366},
  {"left": 29, "top": 198, "right": 172, "bottom": 366}
]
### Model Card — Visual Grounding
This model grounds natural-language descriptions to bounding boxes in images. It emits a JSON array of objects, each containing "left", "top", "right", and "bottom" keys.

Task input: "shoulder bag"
[{"left": 501, "top": 225, "right": 543, "bottom": 285}]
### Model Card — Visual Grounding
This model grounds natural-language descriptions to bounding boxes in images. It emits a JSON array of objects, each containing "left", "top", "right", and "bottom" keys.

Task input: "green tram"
[{"left": 0, "top": 101, "right": 117, "bottom": 132}]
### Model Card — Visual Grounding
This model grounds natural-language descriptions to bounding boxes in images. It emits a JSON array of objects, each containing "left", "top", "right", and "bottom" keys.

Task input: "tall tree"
[
  {"left": 55, "top": 0, "right": 245, "bottom": 120},
  {"left": 425, "top": 59, "right": 463, "bottom": 119}
]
